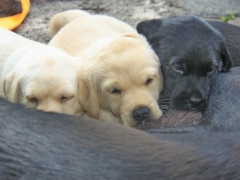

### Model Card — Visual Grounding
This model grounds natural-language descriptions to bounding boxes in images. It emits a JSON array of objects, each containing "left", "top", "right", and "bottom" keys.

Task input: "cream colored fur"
[
  {"left": 49, "top": 10, "right": 163, "bottom": 127},
  {"left": 0, "top": 28, "right": 99, "bottom": 118}
]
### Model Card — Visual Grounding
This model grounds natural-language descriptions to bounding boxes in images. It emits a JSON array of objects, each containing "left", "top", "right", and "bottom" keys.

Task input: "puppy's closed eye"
[
  {"left": 146, "top": 78, "right": 153, "bottom": 85},
  {"left": 26, "top": 96, "right": 38, "bottom": 104},
  {"left": 207, "top": 69, "right": 216, "bottom": 76},
  {"left": 109, "top": 88, "right": 121, "bottom": 94},
  {"left": 60, "top": 95, "right": 73, "bottom": 103},
  {"left": 173, "top": 65, "right": 184, "bottom": 75}
]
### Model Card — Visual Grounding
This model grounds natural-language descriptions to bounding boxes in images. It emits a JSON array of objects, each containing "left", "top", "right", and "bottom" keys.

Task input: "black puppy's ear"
[
  {"left": 220, "top": 44, "right": 232, "bottom": 72},
  {"left": 136, "top": 19, "right": 163, "bottom": 43}
]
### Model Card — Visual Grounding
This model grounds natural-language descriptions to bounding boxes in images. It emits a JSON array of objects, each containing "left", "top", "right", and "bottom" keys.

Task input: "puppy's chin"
[
  {"left": 159, "top": 93, "right": 207, "bottom": 112},
  {"left": 99, "top": 109, "right": 123, "bottom": 124},
  {"left": 173, "top": 101, "right": 207, "bottom": 112},
  {"left": 75, "top": 110, "right": 85, "bottom": 116}
]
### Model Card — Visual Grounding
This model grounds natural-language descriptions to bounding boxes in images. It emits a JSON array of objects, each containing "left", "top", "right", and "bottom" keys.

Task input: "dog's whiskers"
[
  {"left": 158, "top": 98, "right": 172, "bottom": 102},
  {"left": 158, "top": 98, "right": 173, "bottom": 111},
  {"left": 158, "top": 105, "right": 173, "bottom": 111},
  {"left": 160, "top": 106, "right": 173, "bottom": 111}
]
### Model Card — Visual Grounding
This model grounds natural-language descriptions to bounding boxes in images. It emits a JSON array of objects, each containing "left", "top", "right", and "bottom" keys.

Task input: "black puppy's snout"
[
  {"left": 188, "top": 95, "right": 207, "bottom": 111},
  {"left": 133, "top": 107, "right": 150, "bottom": 122}
]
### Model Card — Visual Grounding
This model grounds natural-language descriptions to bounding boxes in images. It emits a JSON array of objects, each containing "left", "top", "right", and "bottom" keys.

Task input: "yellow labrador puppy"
[
  {"left": 0, "top": 27, "right": 99, "bottom": 118},
  {"left": 49, "top": 10, "right": 163, "bottom": 127}
]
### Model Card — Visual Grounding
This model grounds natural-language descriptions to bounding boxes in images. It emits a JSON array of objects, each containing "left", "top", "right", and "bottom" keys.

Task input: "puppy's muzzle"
[
  {"left": 133, "top": 107, "right": 150, "bottom": 122},
  {"left": 175, "top": 90, "right": 208, "bottom": 111},
  {"left": 188, "top": 95, "right": 207, "bottom": 111}
]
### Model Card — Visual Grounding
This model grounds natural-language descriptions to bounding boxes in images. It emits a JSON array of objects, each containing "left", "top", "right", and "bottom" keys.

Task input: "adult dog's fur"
[
  {"left": 203, "top": 67, "right": 240, "bottom": 131},
  {"left": 0, "top": 28, "right": 98, "bottom": 118},
  {"left": 137, "top": 15, "right": 233, "bottom": 112},
  {"left": 49, "top": 10, "right": 163, "bottom": 127}
]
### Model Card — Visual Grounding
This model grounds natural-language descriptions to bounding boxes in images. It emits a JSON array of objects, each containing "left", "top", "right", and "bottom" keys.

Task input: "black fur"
[{"left": 137, "top": 15, "right": 233, "bottom": 112}]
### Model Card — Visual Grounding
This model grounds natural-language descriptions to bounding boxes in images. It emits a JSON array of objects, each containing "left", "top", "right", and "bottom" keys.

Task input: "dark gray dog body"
[
  {"left": 203, "top": 67, "right": 240, "bottom": 131},
  {"left": 1, "top": 68, "right": 240, "bottom": 179},
  {"left": 0, "top": 98, "right": 232, "bottom": 179},
  {"left": 137, "top": 16, "right": 233, "bottom": 112}
]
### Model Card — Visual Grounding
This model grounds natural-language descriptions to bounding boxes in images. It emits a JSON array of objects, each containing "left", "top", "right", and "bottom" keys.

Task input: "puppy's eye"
[
  {"left": 173, "top": 66, "right": 184, "bottom": 75},
  {"left": 27, "top": 96, "right": 38, "bottom": 104},
  {"left": 109, "top": 89, "right": 121, "bottom": 94},
  {"left": 61, "top": 95, "right": 73, "bottom": 103},
  {"left": 207, "top": 69, "right": 216, "bottom": 76},
  {"left": 146, "top": 78, "right": 153, "bottom": 85}
]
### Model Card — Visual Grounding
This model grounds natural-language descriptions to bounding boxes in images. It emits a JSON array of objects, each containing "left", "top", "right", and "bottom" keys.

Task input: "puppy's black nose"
[
  {"left": 133, "top": 107, "right": 150, "bottom": 122},
  {"left": 189, "top": 96, "right": 205, "bottom": 106}
]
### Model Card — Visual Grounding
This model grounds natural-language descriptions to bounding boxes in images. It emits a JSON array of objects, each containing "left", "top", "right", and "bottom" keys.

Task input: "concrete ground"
[{"left": 1, "top": 0, "right": 239, "bottom": 44}]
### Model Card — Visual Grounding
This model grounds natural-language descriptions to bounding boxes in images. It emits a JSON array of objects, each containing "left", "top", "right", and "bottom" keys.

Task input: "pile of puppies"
[
  {"left": 1, "top": 9, "right": 239, "bottom": 128},
  {"left": 1, "top": 9, "right": 240, "bottom": 179},
  {"left": 0, "top": 10, "right": 163, "bottom": 127}
]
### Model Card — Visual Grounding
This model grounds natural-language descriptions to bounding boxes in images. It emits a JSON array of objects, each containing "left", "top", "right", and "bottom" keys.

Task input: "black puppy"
[
  {"left": 1, "top": 97, "right": 240, "bottom": 179},
  {"left": 137, "top": 15, "right": 232, "bottom": 112}
]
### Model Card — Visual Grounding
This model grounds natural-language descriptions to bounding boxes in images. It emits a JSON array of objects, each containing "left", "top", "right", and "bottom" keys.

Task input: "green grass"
[{"left": 221, "top": 11, "right": 237, "bottom": 22}]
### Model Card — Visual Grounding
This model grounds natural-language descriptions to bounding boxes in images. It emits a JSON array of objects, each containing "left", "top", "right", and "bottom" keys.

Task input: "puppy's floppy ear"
[
  {"left": 2, "top": 71, "right": 21, "bottom": 102},
  {"left": 121, "top": 32, "right": 140, "bottom": 39},
  {"left": 219, "top": 43, "right": 233, "bottom": 72},
  {"left": 136, "top": 19, "right": 163, "bottom": 43},
  {"left": 78, "top": 75, "right": 100, "bottom": 119}
]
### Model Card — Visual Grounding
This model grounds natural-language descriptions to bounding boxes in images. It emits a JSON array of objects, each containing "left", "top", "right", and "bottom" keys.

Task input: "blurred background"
[{"left": 1, "top": 0, "right": 239, "bottom": 43}]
